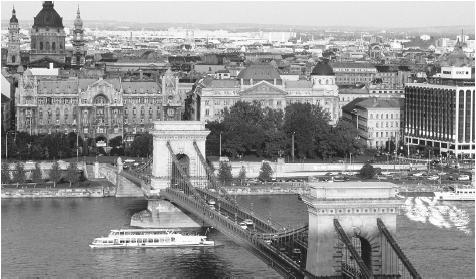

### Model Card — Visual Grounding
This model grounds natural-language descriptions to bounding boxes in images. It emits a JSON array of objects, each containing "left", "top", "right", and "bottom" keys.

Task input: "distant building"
[
  {"left": 404, "top": 46, "right": 475, "bottom": 158},
  {"left": 331, "top": 62, "right": 377, "bottom": 86},
  {"left": 342, "top": 97, "right": 403, "bottom": 149},
  {"left": 195, "top": 62, "right": 340, "bottom": 125}
]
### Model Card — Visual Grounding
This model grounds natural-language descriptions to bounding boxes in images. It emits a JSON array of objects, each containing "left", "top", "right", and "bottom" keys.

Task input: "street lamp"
[{"left": 291, "top": 132, "right": 295, "bottom": 163}]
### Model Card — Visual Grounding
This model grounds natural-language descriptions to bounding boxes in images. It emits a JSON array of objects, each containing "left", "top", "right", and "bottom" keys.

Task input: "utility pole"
[
  {"left": 292, "top": 132, "right": 295, "bottom": 163},
  {"left": 219, "top": 132, "right": 222, "bottom": 157}
]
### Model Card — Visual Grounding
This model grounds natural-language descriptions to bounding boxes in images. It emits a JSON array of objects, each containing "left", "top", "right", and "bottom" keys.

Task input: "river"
[{"left": 1, "top": 195, "right": 474, "bottom": 278}]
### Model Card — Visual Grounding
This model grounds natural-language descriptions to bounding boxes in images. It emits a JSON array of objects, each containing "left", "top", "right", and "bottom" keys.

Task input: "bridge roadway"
[{"left": 161, "top": 187, "right": 316, "bottom": 279}]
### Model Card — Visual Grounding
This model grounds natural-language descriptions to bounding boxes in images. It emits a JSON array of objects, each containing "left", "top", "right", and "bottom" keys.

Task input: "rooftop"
[{"left": 237, "top": 64, "right": 282, "bottom": 80}]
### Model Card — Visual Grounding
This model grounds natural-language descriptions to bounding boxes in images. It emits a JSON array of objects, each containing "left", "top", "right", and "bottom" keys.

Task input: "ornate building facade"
[
  {"left": 15, "top": 67, "right": 192, "bottom": 146},
  {"left": 195, "top": 62, "right": 340, "bottom": 125}
]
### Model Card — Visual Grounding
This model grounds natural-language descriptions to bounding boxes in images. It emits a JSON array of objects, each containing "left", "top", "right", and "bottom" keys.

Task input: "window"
[
  {"left": 386, "top": 114, "right": 388, "bottom": 119},
  {"left": 40, "top": 42, "right": 43, "bottom": 50},
  {"left": 11, "top": 55, "right": 15, "bottom": 63},
  {"left": 376, "top": 123, "right": 379, "bottom": 128},
  {"left": 205, "top": 109, "right": 210, "bottom": 116},
  {"left": 52, "top": 42, "right": 56, "bottom": 51}
]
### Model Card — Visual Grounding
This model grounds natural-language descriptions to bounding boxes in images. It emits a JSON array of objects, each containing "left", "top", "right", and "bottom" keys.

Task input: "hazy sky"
[{"left": 1, "top": 1, "right": 475, "bottom": 28}]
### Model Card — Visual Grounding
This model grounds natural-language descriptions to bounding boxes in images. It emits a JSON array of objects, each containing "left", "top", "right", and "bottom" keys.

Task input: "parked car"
[
  {"left": 458, "top": 175, "right": 470, "bottom": 181},
  {"left": 427, "top": 175, "right": 439, "bottom": 181}
]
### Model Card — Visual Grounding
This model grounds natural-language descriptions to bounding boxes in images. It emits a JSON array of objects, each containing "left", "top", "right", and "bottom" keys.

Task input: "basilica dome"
[
  {"left": 33, "top": 1, "right": 64, "bottom": 29},
  {"left": 311, "top": 61, "right": 335, "bottom": 76}
]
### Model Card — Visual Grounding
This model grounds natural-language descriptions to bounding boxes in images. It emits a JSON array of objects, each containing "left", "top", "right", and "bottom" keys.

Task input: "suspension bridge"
[{"left": 121, "top": 121, "right": 421, "bottom": 279}]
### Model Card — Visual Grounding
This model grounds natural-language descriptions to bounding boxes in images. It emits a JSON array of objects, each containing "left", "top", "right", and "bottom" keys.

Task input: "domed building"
[{"left": 29, "top": 1, "right": 67, "bottom": 67}]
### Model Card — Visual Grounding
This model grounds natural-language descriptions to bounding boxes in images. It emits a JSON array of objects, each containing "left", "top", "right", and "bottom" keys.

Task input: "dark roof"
[
  {"left": 10, "top": 8, "right": 18, "bottom": 23},
  {"left": 311, "top": 61, "right": 334, "bottom": 76},
  {"left": 343, "top": 97, "right": 403, "bottom": 113},
  {"left": 33, "top": 1, "right": 64, "bottom": 29},
  {"left": 237, "top": 64, "right": 282, "bottom": 80}
]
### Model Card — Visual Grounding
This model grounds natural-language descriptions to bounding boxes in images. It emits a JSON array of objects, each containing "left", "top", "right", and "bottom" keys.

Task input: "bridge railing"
[
  {"left": 377, "top": 218, "right": 422, "bottom": 279},
  {"left": 334, "top": 219, "right": 373, "bottom": 279},
  {"left": 161, "top": 186, "right": 316, "bottom": 279},
  {"left": 192, "top": 141, "right": 236, "bottom": 205}
]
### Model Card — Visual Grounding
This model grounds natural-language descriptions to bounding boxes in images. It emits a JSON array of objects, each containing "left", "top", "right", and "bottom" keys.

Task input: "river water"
[{"left": 2, "top": 195, "right": 474, "bottom": 278}]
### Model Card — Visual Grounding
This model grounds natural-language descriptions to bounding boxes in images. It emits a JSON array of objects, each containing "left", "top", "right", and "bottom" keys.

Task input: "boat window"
[
  {"left": 125, "top": 240, "right": 130, "bottom": 243},
  {"left": 171, "top": 237, "right": 175, "bottom": 242}
]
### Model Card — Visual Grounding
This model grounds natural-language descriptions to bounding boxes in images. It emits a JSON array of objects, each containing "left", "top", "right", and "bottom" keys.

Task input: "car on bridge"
[{"left": 239, "top": 222, "right": 247, "bottom": 230}]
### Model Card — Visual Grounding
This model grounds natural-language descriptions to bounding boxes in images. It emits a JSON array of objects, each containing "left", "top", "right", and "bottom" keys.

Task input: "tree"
[
  {"left": 130, "top": 133, "right": 153, "bottom": 157},
  {"left": 284, "top": 103, "right": 331, "bottom": 159},
  {"left": 385, "top": 140, "right": 396, "bottom": 154},
  {"left": 109, "top": 136, "right": 123, "bottom": 148},
  {"left": 13, "top": 161, "right": 26, "bottom": 184},
  {"left": 237, "top": 166, "right": 246, "bottom": 186},
  {"left": 49, "top": 161, "right": 62, "bottom": 184},
  {"left": 31, "top": 162, "right": 43, "bottom": 182},
  {"left": 66, "top": 162, "right": 79, "bottom": 187},
  {"left": 258, "top": 161, "right": 273, "bottom": 182},
  {"left": 1, "top": 162, "right": 11, "bottom": 184},
  {"left": 360, "top": 163, "right": 376, "bottom": 180},
  {"left": 217, "top": 161, "right": 233, "bottom": 186}
]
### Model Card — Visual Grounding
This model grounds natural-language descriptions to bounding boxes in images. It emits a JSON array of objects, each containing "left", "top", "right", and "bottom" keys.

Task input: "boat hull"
[{"left": 90, "top": 241, "right": 216, "bottom": 249}]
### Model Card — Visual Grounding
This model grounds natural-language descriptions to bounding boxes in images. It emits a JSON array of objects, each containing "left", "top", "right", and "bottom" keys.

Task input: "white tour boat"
[
  {"left": 90, "top": 229, "right": 215, "bottom": 248},
  {"left": 434, "top": 186, "right": 475, "bottom": 201}
]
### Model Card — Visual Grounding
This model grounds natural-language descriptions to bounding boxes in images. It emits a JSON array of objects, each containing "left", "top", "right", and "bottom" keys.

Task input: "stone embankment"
[{"left": 1, "top": 184, "right": 116, "bottom": 198}]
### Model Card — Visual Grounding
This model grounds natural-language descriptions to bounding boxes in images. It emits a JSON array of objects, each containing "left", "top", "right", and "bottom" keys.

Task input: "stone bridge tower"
[
  {"left": 150, "top": 121, "right": 210, "bottom": 196},
  {"left": 302, "top": 182, "right": 402, "bottom": 277}
]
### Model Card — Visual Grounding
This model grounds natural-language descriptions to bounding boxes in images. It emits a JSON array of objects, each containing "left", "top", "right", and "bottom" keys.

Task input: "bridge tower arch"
[
  {"left": 151, "top": 121, "right": 210, "bottom": 196},
  {"left": 302, "top": 181, "right": 403, "bottom": 277}
]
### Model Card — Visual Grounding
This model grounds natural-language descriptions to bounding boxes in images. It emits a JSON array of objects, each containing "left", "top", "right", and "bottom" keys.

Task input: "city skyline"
[{"left": 1, "top": 1, "right": 475, "bottom": 29}]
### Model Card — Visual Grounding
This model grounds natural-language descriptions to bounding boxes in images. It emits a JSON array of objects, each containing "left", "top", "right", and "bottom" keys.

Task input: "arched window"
[
  {"left": 59, "top": 43, "right": 63, "bottom": 49},
  {"left": 45, "top": 42, "right": 50, "bottom": 50},
  {"left": 326, "top": 79, "right": 329, "bottom": 85},
  {"left": 11, "top": 55, "right": 15, "bottom": 63},
  {"left": 52, "top": 42, "right": 56, "bottom": 51},
  {"left": 40, "top": 42, "right": 43, "bottom": 50}
]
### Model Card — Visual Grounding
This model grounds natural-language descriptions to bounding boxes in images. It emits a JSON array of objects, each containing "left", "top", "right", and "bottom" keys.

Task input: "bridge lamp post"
[{"left": 291, "top": 132, "right": 295, "bottom": 163}]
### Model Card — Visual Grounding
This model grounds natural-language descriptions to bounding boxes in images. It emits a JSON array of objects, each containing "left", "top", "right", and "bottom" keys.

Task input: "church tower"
[
  {"left": 7, "top": 6, "right": 21, "bottom": 66},
  {"left": 71, "top": 6, "right": 86, "bottom": 68},
  {"left": 162, "top": 69, "right": 183, "bottom": 121}
]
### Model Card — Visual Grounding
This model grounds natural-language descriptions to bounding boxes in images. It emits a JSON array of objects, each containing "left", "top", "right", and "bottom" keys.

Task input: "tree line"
[
  {"left": 206, "top": 101, "right": 366, "bottom": 160},
  {"left": 1, "top": 161, "right": 83, "bottom": 186},
  {"left": 1, "top": 131, "right": 154, "bottom": 160}
]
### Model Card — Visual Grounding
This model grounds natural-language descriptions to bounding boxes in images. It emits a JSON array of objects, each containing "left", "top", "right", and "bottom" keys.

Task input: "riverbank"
[{"left": 1, "top": 184, "right": 116, "bottom": 198}]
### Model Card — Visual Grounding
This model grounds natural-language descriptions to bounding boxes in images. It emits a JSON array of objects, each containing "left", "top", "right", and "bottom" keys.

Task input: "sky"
[{"left": 1, "top": 1, "right": 475, "bottom": 28}]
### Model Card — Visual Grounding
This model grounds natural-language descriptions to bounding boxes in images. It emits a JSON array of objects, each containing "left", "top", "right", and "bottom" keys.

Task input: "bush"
[
  {"left": 217, "top": 161, "right": 233, "bottom": 186},
  {"left": 12, "top": 161, "right": 26, "bottom": 184},
  {"left": 1, "top": 162, "right": 11, "bottom": 184},
  {"left": 49, "top": 161, "right": 62, "bottom": 183},
  {"left": 66, "top": 162, "right": 79, "bottom": 186},
  {"left": 258, "top": 161, "right": 273, "bottom": 182},
  {"left": 237, "top": 166, "right": 246, "bottom": 186},
  {"left": 360, "top": 163, "right": 376, "bottom": 180},
  {"left": 32, "top": 162, "right": 43, "bottom": 182}
]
